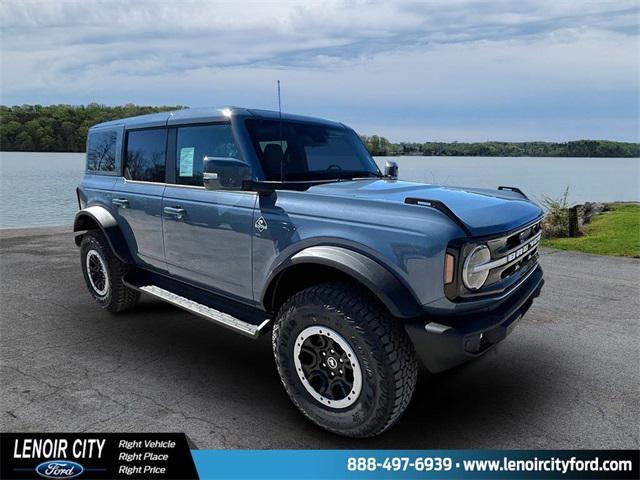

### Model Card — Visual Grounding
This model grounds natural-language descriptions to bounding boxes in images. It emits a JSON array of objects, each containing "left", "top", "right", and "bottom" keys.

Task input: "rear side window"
[
  {"left": 175, "top": 124, "right": 240, "bottom": 186},
  {"left": 124, "top": 128, "right": 167, "bottom": 182},
  {"left": 87, "top": 130, "right": 117, "bottom": 173}
]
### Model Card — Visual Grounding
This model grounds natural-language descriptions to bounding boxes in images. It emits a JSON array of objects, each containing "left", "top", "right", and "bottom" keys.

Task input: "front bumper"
[{"left": 404, "top": 265, "right": 544, "bottom": 373}]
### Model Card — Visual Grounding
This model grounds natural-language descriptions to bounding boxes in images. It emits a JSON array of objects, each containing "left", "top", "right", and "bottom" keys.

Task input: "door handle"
[
  {"left": 112, "top": 198, "right": 129, "bottom": 208},
  {"left": 164, "top": 206, "right": 186, "bottom": 220}
]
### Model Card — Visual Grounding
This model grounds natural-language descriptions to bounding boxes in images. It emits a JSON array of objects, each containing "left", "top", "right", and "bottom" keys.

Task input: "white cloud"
[{"left": 0, "top": 0, "right": 638, "bottom": 141}]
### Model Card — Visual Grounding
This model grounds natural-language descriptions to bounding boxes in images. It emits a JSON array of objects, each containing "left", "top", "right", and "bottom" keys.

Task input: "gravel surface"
[{"left": 1, "top": 227, "right": 638, "bottom": 449}]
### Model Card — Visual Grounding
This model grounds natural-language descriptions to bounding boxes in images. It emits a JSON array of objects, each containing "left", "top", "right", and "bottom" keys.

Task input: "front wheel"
[{"left": 272, "top": 282, "right": 418, "bottom": 437}]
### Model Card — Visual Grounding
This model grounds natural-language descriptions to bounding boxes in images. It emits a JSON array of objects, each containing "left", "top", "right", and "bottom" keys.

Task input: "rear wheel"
[
  {"left": 273, "top": 282, "right": 417, "bottom": 437},
  {"left": 80, "top": 231, "right": 139, "bottom": 312}
]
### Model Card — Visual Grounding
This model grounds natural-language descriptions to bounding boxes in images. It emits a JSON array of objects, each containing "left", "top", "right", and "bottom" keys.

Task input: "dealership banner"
[
  {"left": 192, "top": 450, "right": 638, "bottom": 479},
  {"left": 1, "top": 433, "right": 638, "bottom": 479},
  {"left": 1, "top": 433, "right": 198, "bottom": 479}
]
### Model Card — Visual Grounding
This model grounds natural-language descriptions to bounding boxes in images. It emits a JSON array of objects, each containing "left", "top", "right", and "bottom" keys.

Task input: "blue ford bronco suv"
[{"left": 74, "top": 107, "right": 544, "bottom": 437}]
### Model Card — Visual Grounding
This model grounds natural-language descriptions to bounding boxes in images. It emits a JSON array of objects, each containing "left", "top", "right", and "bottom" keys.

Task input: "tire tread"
[
  {"left": 273, "top": 281, "right": 417, "bottom": 437},
  {"left": 81, "top": 230, "right": 139, "bottom": 312}
]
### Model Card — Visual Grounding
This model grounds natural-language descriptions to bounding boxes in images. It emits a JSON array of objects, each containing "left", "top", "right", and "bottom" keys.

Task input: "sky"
[{"left": 1, "top": 0, "right": 639, "bottom": 142}]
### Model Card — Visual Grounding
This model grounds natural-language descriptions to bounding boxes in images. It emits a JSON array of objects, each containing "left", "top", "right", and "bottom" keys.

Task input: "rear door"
[
  {"left": 162, "top": 123, "right": 257, "bottom": 302},
  {"left": 111, "top": 127, "right": 168, "bottom": 271}
]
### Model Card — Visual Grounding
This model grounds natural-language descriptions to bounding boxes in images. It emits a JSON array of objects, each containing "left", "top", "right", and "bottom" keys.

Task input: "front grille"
[
  {"left": 484, "top": 220, "right": 542, "bottom": 287},
  {"left": 491, "top": 220, "right": 542, "bottom": 258},
  {"left": 458, "top": 219, "right": 542, "bottom": 299}
]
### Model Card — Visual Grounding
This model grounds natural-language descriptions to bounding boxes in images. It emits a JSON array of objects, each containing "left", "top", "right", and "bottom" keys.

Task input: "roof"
[{"left": 89, "top": 106, "right": 344, "bottom": 130}]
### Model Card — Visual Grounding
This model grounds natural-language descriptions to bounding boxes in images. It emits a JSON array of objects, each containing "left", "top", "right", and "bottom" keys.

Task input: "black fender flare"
[
  {"left": 264, "top": 245, "right": 424, "bottom": 319},
  {"left": 73, "top": 205, "right": 133, "bottom": 264}
]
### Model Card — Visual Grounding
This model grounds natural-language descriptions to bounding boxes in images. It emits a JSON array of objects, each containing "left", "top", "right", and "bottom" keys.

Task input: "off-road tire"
[
  {"left": 272, "top": 282, "right": 418, "bottom": 437},
  {"left": 80, "top": 230, "right": 139, "bottom": 312}
]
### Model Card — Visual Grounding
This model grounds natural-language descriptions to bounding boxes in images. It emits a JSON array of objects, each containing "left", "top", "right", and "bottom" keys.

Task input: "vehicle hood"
[{"left": 306, "top": 179, "right": 543, "bottom": 237}]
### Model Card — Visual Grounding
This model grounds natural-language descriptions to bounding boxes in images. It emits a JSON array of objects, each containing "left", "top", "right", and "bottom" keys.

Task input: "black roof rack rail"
[
  {"left": 497, "top": 185, "right": 528, "bottom": 199},
  {"left": 404, "top": 197, "right": 471, "bottom": 236}
]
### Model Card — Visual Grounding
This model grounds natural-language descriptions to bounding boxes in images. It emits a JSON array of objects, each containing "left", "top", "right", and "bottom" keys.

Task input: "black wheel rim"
[
  {"left": 85, "top": 250, "right": 109, "bottom": 296},
  {"left": 294, "top": 326, "right": 362, "bottom": 409}
]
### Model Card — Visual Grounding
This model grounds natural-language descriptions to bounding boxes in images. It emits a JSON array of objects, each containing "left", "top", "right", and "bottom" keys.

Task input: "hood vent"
[{"left": 405, "top": 197, "right": 471, "bottom": 236}]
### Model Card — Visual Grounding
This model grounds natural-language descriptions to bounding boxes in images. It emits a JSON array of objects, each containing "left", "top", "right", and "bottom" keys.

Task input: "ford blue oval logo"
[{"left": 35, "top": 460, "right": 84, "bottom": 479}]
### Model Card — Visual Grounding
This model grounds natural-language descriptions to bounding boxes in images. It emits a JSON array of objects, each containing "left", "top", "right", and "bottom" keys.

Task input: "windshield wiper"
[
  {"left": 280, "top": 171, "right": 380, "bottom": 182},
  {"left": 349, "top": 171, "right": 382, "bottom": 179}
]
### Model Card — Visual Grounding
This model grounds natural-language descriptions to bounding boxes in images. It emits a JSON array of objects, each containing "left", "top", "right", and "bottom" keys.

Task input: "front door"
[
  {"left": 162, "top": 123, "right": 256, "bottom": 302},
  {"left": 111, "top": 127, "right": 167, "bottom": 271}
]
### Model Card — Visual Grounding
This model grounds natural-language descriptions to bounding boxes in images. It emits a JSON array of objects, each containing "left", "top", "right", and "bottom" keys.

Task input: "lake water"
[
  {"left": 375, "top": 156, "right": 640, "bottom": 205},
  {"left": 0, "top": 151, "right": 638, "bottom": 229}
]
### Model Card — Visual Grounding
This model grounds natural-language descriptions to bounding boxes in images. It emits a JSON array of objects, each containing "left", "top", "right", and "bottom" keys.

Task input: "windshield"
[{"left": 245, "top": 119, "right": 381, "bottom": 181}]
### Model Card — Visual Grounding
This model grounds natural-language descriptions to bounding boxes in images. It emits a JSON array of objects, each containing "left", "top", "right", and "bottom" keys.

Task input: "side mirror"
[
  {"left": 203, "top": 157, "right": 251, "bottom": 190},
  {"left": 384, "top": 160, "right": 398, "bottom": 179}
]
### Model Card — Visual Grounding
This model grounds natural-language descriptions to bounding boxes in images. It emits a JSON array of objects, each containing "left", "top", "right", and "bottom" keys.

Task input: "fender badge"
[{"left": 255, "top": 216, "right": 268, "bottom": 232}]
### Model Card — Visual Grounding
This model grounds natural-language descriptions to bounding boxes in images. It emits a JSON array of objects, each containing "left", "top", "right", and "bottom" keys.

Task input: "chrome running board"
[{"left": 138, "top": 284, "right": 270, "bottom": 339}]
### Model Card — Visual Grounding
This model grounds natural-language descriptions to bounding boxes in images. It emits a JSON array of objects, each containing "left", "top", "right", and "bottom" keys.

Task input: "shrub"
[{"left": 541, "top": 186, "right": 570, "bottom": 238}]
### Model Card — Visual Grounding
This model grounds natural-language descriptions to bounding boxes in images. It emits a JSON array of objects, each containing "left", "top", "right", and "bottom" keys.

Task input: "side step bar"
[
  {"left": 138, "top": 285, "right": 270, "bottom": 338},
  {"left": 124, "top": 272, "right": 271, "bottom": 339}
]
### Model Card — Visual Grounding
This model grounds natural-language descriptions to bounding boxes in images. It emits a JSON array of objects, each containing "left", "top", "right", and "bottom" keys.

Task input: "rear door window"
[{"left": 124, "top": 128, "right": 167, "bottom": 182}]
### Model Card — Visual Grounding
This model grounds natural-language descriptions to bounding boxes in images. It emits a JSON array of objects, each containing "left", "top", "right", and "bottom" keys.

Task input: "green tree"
[{"left": 0, "top": 104, "right": 185, "bottom": 152}]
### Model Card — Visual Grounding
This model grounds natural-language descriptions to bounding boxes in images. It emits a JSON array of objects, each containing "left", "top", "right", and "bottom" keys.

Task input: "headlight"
[{"left": 462, "top": 245, "right": 491, "bottom": 290}]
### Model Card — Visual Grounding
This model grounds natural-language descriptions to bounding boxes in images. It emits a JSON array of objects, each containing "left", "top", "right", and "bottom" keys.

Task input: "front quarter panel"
[{"left": 253, "top": 190, "right": 465, "bottom": 309}]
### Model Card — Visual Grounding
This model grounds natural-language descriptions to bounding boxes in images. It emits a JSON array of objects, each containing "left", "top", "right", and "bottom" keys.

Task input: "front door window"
[{"left": 175, "top": 124, "right": 240, "bottom": 187}]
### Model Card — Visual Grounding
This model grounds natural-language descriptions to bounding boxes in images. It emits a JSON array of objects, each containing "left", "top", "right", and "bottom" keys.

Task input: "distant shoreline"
[
  {"left": 376, "top": 153, "right": 640, "bottom": 159},
  {"left": 1, "top": 150, "right": 638, "bottom": 159},
  {"left": 1, "top": 104, "right": 639, "bottom": 158},
  {"left": 360, "top": 136, "right": 640, "bottom": 158}
]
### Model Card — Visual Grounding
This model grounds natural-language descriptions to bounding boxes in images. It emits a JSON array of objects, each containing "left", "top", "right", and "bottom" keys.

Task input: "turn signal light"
[{"left": 444, "top": 253, "right": 455, "bottom": 284}]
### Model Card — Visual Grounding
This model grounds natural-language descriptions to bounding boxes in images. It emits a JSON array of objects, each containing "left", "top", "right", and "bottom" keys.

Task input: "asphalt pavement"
[{"left": 1, "top": 227, "right": 638, "bottom": 449}]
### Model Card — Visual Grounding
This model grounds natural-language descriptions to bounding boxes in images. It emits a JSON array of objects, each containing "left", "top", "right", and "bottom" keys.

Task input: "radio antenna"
[{"left": 278, "top": 80, "right": 284, "bottom": 182}]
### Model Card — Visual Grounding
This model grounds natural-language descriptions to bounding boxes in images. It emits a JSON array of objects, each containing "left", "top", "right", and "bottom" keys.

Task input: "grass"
[{"left": 542, "top": 203, "right": 640, "bottom": 258}]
